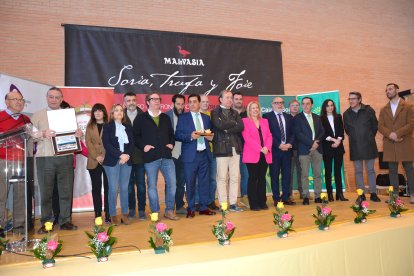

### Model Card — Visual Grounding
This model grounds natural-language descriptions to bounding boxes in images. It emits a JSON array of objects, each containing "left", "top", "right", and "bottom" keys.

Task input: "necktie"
[
  {"left": 277, "top": 113, "right": 286, "bottom": 143},
  {"left": 195, "top": 113, "right": 204, "bottom": 145},
  {"left": 307, "top": 114, "right": 315, "bottom": 139}
]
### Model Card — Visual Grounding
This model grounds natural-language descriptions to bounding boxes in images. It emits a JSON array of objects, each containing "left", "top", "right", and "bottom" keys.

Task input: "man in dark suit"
[
  {"left": 133, "top": 92, "right": 179, "bottom": 221},
  {"left": 175, "top": 94, "right": 216, "bottom": 218},
  {"left": 263, "top": 97, "right": 295, "bottom": 205},
  {"left": 294, "top": 97, "right": 325, "bottom": 205},
  {"left": 166, "top": 94, "right": 187, "bottom": 215},
  {"left": 123, "top": 92, "right": 146, "bottom": 220}
]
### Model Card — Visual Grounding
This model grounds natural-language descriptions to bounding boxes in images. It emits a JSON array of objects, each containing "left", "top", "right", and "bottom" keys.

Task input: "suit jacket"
[
  {"left": 320, "top": 114, "right": 345, "bottom": 156},
  {"left": 175, "top": 112, "right": 212, "bottom": 163},
  {"left": 263, "top": 111, "right": 294, "bottom": 155},
  {"left": 378, "top": 99, "right": 414, "bottom": 161},
  {"left": 293, "top": 112, "right": 325, "bottom": 155},
  {"left": 124, "top": 107, "right": 144, "bottom": 164},
  {"left": 133, "top": 111, "right": 175, "bottom": 163},
  {"left": 241, "top": 118, "right": 273, "bottom": 164},
  {"left": 85, "top": 123, "right": 106, "bottom": 169},
  {"left": 102, "top": 121, "right": 135, "bottom": 166}
]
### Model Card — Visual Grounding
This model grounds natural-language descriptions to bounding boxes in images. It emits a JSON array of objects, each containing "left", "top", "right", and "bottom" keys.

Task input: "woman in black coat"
[{"left": 320, "top": 100, "right": 348, "bottom": 201}]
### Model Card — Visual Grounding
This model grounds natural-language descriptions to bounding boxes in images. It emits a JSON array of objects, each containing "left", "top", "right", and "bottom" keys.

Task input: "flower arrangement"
[
  {"left": 212, "top": 203, "right": 236, "bottom": 245},
  {"left": 312, "top": 193, "right": 336, "bottom": 230},
  {"left": 85, "top": 217, "right": 117, "bottom": 262},
  {"left": 148, "top": 213, "right": 173, "bottom": 254},
  {"left": 387, "top": 186, "right": 408, "bottom": 218},
  {"left": 31, "top": 222, "right": 62, "bottom": 268},
  {"left": 351, "top": 189, "right": 376, "bottom": 223},
  {"left": 273, "top": 201, "right": 295, "bottom": 238}
]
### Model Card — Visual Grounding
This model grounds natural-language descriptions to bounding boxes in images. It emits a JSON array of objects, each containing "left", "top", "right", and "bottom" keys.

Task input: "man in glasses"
[
  {"left": 378, "top": 83, "right": 414, "bottom": 203},
  {"left": 0, "top": 85, "right": 31, "bottom": 237},
  {"left": 133, "top": 92, "right": 179, "bottom": 220},
  {"left": 343, "top": 91, "right": 381, "bottom": 202},
  {"left": 264, "top": 97, "right": 295, "bottom": 206}
]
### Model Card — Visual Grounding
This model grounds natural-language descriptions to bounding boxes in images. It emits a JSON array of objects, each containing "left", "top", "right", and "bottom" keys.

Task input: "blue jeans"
[
  {"left": 240, "top": 153, "right": 249, "bottom": 196},
  {"left": 103, "top": 163, "right": 132, "bottom": 217},
  {"left": 144, "top": 158, "right": 176, "bottom": 213},
  {"left": 173, "top": 157, "right": 186, "bottom": 209},
  {"left": 128, "top": 163, "right": 146, "bottom": 212}
]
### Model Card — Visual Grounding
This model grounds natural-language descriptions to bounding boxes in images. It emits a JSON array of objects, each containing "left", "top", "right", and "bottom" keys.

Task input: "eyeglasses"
[
  {"left": 7, "top": 98, "right": 25, "bottom": 102},
  {"left": 272, "top": 101, "right": 285, "bottom": 105},
  {"left": 348, "top": 98, "right": 359, "bottom": 101},
  {"left": 149, "top": 98, "right": 161, "bottom": 102}
]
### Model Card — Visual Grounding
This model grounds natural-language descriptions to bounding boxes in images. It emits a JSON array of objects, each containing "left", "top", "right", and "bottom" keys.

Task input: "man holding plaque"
[{"left": 31, "top": 87, "right": 82, "bottom": 234}]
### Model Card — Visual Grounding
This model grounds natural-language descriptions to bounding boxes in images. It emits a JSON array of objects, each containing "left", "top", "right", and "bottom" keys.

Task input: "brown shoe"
[
  {"left": 164, "top": 210, "right": 180, "bottom": 221},
  {"left": 111, "top": 216, "right": 120, "bottom": 226},
  {"left": 121, "top": 214, "right": 130, "bottom": 225}
]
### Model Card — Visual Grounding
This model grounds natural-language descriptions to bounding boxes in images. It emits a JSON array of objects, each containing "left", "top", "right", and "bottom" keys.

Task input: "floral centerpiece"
[
  {"left": 387, "top": 186, "right": 408, "bottom": 218},
  {"left": 212, "top": 203, "right": 236, "bottom": 245},
  {"left": 312, "top": 193, "right": 336, "bottom": 230},
  {"left": 273, "top": 201, "right": 295, "bottom": 238},
  {"left": 148, "top": 213, "right": 173, "bottom": 254},
  {"left": 351, "top": 189, "right": 376, "bottom": 223},
  {"left": 31, "top": 222, "right": 62, "bottom": 268},
  {"left": 85, "top": 217, "right": 117, "bottom": 262}
]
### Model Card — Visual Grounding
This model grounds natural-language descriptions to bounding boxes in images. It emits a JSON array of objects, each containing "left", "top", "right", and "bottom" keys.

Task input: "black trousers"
[
  {"left": 246, "top": 154, "right": 268, "bottom": 209},
  {"left": 88, "top": 164, "right": 109, "bottom": 217},
  {"left": 323, "top": 153, "right": 344, "bottom": 195}
]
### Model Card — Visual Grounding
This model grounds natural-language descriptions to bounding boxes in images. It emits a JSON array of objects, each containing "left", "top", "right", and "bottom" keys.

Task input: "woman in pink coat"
[{"left": 242, "top": 101, "right": 273, "bottom": 211}]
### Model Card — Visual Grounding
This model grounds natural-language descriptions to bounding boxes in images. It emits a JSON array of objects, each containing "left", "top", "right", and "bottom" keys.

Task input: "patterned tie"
[
  {"left": 195, "top": 113, "right": 204, "bottom": 145},
  {"left": 277, "top": 113, "right": 286, "bottom": 143}
]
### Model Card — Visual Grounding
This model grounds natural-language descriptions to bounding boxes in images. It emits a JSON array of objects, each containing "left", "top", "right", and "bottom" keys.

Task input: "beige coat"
[
  {"left": 378, "top": 99, "right": 414, "bottom": 161},
  {"left": 85, "top": 124, "right": 105, "bottom": 169}
]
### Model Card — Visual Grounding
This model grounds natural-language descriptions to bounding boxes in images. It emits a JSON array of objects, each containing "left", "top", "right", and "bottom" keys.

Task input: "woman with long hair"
[
  {"left": 102, "top": 104, "right": 134, "bottom": 225},
  {"left": 86, "top": 103, "right": 110, "bottom": 223},
  {"left": 241, "top": 101, "right": 273, "bottom": 210},
  {"left": 320, "top": 99, "right": 348, "bottom": 201}
]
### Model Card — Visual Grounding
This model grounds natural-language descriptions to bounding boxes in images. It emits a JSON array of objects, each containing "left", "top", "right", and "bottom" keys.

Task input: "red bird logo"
[{"left": 177, "top": 45, "right": 191, "bottom": 58}]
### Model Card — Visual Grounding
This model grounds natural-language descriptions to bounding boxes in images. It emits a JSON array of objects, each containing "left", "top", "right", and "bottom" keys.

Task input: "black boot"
[
  {"left": 336, "top": 193, "right": 349, "bottom": 201},
  {"left": 370, "top": 193, "right": 381, "bottom": 202},
  {"left": 328, "top": 193, "right": 334, "bottom": 202}
]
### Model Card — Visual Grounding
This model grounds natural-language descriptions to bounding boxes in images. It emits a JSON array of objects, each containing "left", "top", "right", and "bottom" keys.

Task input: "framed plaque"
[{"left": 51, "top": 132, "right": 82, "bottom": 155}]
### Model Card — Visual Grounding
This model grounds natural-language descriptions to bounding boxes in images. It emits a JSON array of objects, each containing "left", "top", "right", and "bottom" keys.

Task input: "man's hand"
[
  {"left": 119, "top": 154, "right": 130, "bottom": 165},
  {"left": 43, "top": 129, "right": 56, "bottom": 138},
  {"left": 166, "top": 144, "right": 173, "bottom": 150},
  {"left": 144, "top": 145, "right": 155, "bottom": 152},
  {"left": 191, "top": 131, "right": 201, "bottom": 140},
  {"left": 310, "top": 141, "right": 319, "bottom": 152},
  {"left": 205, "top": 133, "right": 214, "bottom": 141}
]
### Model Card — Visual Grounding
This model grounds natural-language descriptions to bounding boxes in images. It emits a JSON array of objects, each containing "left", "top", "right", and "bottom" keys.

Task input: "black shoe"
[
  {"left": 250, "top": 207, "right": 261, "bottom": 211},
  {"left": 60, "top": 222, "right": 78, "bottom": 231},
  {"left": 283, "top": 199, "right": 296, "bottom": 206},
  {"left": 260, "top": 204, "right": 269, "bottom": 210},
  {"left": 315, "top": 198, "right": 322, "bottom": 203},
  {"left": 336, "top": 194, "right": 349, "bottom": 201},
  {"left": 328, "top": 194, "right": 334, "bottom": 202},
  {"left": 303, "top": 198, "right": 310, "bottom": 205},
  {"left": 370, "top": 193, "right": 381, "bottom": 202},
  {"left": 208, "top": 202, "right": 219, "bottom": 210}
]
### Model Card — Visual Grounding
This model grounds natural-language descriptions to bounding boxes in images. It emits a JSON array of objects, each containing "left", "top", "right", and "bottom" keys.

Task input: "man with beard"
[
  {"left": 166, "top": 94, "right": 187, "bottom": 214},
  {"left": 378, "top": 83, "right": 414, "bottom": 203},
  {"left": 123, "top": 92, "right": 146, "bottom": 220}
]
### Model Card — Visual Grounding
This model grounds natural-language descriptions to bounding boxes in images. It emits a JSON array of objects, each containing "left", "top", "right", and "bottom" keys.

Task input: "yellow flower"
[
  {"left": 388, "top": 186, "right": 394, "bottom": 192},
  {"left": 44, "top": 222, "right": 53, "bottom": 231},
  {"left": 320, "top": 193, "right": 327, "bottom": 200},
  {"left": 221, "top": 202, "right": 228, "bottom": 211},
  {"left": 150, "top": 212, "right": 159, "bottom": 222},
  {"left": 277, "top": 201, "right": 284, "bottom": 209},
  {"left": 356, "top": 189, "right": 364, "bottom": 196},
  {"left": 95, "top": 216, "right": 103, "bottom": 226}
]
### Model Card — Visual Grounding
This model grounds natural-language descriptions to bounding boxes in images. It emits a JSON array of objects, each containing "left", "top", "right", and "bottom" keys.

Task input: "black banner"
[{"left": 64, "top": 24, "right": 284, "bottom": 96}]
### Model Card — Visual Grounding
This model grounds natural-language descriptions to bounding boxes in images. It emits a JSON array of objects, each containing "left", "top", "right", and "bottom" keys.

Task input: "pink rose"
[
  {"left": 281, "top": 214, "right": 291, "bottom": 222},
  {"left": 97, "top": 232, "right": 109, "bottom": 243},
  {"left": 47, "top": 240, "right": 58, "bottom": 251},
  {"left": 225, "top": 221, "right": 235, "bottom": 231},
  {"left": 321, "top": 207, "right": 331, "bottom": 215},
  {"left": 395, "top": 199, "right": 403, "bottom": 206},
  {"left": 156, "top": 222, "right": 167, "bottom": 232},
  {"left": 361, "top": 201, "right": 369, "bottom": 208}
]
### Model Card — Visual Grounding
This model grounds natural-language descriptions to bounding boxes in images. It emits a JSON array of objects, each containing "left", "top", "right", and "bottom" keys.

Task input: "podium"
[{"left": 0, "top": 123, "right": 33, "bottom": 250}]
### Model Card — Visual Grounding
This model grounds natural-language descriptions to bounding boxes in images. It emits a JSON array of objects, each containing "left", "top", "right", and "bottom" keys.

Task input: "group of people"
[{"left": 0, "top": 83, "right": 413, "bottom": 237}]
